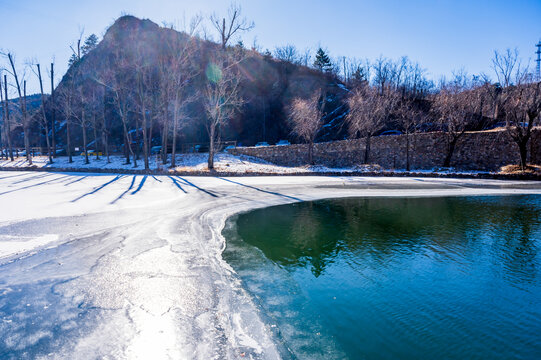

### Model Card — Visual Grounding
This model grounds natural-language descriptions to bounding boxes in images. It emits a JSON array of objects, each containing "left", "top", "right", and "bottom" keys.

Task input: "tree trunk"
[
  {"left": 208, "top": 124, "right": 215, "bottom": 170},
  {"left": 44, "top": 121, "right": 52, "bottom": 164},
  {"left": 51, "top": 63, "right": 56, "bottom": 157},
  {"left": 405, "top": 132, "right": 410, "bottom": 171},
  {"left": 93, "top": 116, "right": 100, "bottom": 160},
  {"left": 443, "top": 136, "right": 459, "bottom": 168},
  {"left": 308, "top": 141, "right": 314, "bottom": 165},
  {"left": 67, "top": 118, "right": 73, "bottom": 163},
  {"left": 22, "top": 81, "right": 32, "bottom": 165},
  {"left": 364, "top": 134, "right": 371, "bottom": 164},
  {"left": 171, "top": 116, "right": 178, "bottom": 168},
  {"left": 142, "top": 115, "right": 150, "bottom": 171},
  {"left": 162, "top": 114, "right": 169, "bottom": 164},
  {"left": 123, "top": 118, "right": 136, "bottom": 168},
  {"left": 102, "top": 128, "right": 109, "bottom": 164},
  {"left": 123, "top": 129, "right": 131, "bottom": 165},
  {"left": 82, "top": 122, "right": 89, "bottom": 165},
  {"left": 36, "top": 64, "right": 53, "bottom": 164},
  {"left": 518, "top": 140, "right": 528, "bottom": 171},
  {"left": 2, "top": 75, "right": 13, "bottom": 161}
]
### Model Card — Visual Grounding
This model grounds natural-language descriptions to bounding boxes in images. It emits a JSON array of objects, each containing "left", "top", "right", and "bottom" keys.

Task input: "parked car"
[
  {"left": 255, "top": 142, "right": 269, "bottom": 147},
  {"left": 224, "top": 145, "right": 236, "bottom": 152},
  {"left": 194, "top": 144, "right": 209, "bottom": 153},
  {"left": 150, "top": 146, "right": 162, "bottom": 155},
  {"left": 276, "top": 140, "right": 290, "bottom": 146},
  {"left": 379, "top": 130, "right": 402, "bottom": 136},
  {"left": 81, "top": 150, "right": 102, "bottom": 156}
]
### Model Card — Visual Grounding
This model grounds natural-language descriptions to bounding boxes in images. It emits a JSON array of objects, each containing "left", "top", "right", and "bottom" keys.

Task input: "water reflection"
[
  {"left": 228, "top": 196, "right": 541, "bottom": 359},
  {"left": 237, "top": 196, "right": 540, "bottom": 283}
]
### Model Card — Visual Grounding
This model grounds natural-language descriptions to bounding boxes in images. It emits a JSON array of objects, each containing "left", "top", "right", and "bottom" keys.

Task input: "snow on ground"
[
  {"left": 0, "top": 172, "right": 540, "bottom": 359},
  {"left": 0, "top": 153, "right": 497, "bottom": 176},
  {"left": 0, "top": 153, "right": 312, "bottom": 174},
  {"left": 0, "top": 234, "right": 59, "bottom": 260}
]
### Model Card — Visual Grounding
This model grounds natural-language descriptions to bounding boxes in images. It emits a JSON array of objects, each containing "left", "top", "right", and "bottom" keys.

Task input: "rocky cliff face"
[{"left": 51, "top": 15, "right": 349, "bottom": 147}]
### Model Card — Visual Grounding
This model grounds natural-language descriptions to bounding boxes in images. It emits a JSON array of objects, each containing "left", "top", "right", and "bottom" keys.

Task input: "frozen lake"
[{"left": 0, "top": 171, "right": 540, "bottom": 359}]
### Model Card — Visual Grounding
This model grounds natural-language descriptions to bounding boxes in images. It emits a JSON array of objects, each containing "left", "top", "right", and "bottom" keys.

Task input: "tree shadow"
[
  {"left": 12, "top": 173, "right": 55, "bottom": 184},
  {"left": 64, "top": 175, "right": 89, "bottom": 186},
  {"left": 0, "top": 173, "right": 38, "bottom": 181},
  {"left": 71, "top": 175, "right": 124, "bottom": 202},
  {"left": 169, "top": 176, "right": 187, "bottom": 193},
  {"left": 110, "top": 176, "right": 137, "bottom": 204},
  {"left": 0, "top": 174, "right": 73, "bottom": 197},
  {"left": 131, "top": 175, "right": 147, "bottom": 195},
  {"left": 176, "top": 177, "right": 219, "bottom": 198},
  {"left": 216, "top": 177, "right": 301, "bottom": 201}
]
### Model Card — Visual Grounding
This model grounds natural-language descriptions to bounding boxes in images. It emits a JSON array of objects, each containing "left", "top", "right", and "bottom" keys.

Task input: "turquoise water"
[{"left": 223, "top": 196, "right": 541, "bottom": 359}]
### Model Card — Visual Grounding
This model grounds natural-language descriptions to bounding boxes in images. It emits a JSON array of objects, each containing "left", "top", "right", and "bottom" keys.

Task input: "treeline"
[
  {"left": 1, "top": 4, "right": 540, "bottom": 171},
  {"left": 288, "top": 49, "right": 541, "bottom": 170}
]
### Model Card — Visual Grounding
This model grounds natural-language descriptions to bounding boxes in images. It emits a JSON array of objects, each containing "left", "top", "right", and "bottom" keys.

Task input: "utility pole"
[
  {"left": 536, "top": 40, "right": 541, "bottom": 81},
  {"left": 535, "top": 40, "right": 541, "bottom": 81}
]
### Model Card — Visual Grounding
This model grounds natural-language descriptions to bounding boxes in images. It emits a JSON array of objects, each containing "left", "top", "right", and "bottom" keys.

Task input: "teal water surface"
[{"left": 222, "top": 196, "right": 541, "bottom": 359}]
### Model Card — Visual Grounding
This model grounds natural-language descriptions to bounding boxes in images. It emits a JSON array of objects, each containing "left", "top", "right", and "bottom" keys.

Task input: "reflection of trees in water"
[
  {"left": 237, "top": 196, "right": 541, "bottom": 280},
  {"left": 238, "top": 202, "right": 346, "bottom": 277},
  {"left": 484, "top": 197, "right": 540, "bottom": 284}
]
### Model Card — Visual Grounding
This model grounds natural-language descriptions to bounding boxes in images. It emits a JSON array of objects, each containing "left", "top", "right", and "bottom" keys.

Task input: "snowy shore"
[
  {"left": 1, "top": 154, "right": 538, "bottom": 180},
  {"left": 1, "top": 172, "right": 541, "bottom": 358}
]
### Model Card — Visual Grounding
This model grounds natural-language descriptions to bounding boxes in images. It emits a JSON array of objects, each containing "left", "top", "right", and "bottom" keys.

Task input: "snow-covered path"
[{"left": 0, "top": 171, "right": 540, "bottom": 359}]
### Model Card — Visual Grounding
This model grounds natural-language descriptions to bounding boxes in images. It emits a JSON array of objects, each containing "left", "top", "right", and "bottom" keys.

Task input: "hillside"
[{"left": 50, "top": 15, "right": 349, "bottom": 148}]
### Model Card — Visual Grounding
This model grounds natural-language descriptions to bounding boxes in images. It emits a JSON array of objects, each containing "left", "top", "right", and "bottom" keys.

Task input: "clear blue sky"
[{"left": 1, "top": 0, "right": 540, "bottom": 94}]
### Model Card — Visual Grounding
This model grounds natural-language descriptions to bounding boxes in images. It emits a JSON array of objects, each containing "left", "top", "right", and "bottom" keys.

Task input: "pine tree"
[
  {"left": 68, "top": 53, "right": 79, "bottom": 68},
  {"left": 82, "top": 34, "right": 99, "bottom": 56},
  {"left": 313, "top": 48, "right": 333, "bottom": 73}
]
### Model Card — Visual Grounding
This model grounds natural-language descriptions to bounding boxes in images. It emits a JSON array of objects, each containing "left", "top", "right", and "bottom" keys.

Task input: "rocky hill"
[{"left": 51, "top": 15, "right": 349, "bottom": 147}]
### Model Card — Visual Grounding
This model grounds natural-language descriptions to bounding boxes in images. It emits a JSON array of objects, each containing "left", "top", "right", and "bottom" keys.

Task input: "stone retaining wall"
[{"left": 230, "top": 129, "right": 541, "bottom": 171}]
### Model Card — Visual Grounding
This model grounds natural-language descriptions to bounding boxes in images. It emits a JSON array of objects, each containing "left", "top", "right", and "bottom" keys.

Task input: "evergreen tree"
[
  {"left": 350, "top": 65, "right": 369, "bottom": 87},
  {"left": 313, "top": 48, "right": 333, "bottom": 72},
  {"left": 82, "top": 34, "right": 99, "bottom": 56},
  {"left": 68, "top": 53, "right": 79, "bottom": 68}
]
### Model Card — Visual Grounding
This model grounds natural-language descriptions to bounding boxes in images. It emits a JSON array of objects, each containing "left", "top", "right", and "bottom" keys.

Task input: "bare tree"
[
  {"left": 346, "top": 85, "right": 397, "bottom": 163},
  {"left": 274, "top": 45, "right": 300, "bottom": 63},
  {"left": 6, "top": 53, "right": 32, "bottom": 164},
  {"left": 432, "top": 78, "right": 484, "bottom": 168},
  {"left": 162, "top": 24, "right": 200, "bottom": 168},
  {"left": 500, "top": 82, "right": 541, "bottom": 170},
  {"left": 1, "top": 74, "right": 14, "bottom": 161},
  {"left": 395, "top": 95, "right": 424, "bottom": 171},
  {"left": 50, "top": 62, "right": 57, "bottom": 156},
  {"left": 34, "top": 63, "right": 53, "bottom": 163},
  {"left": 491, "top": 48, "right": 527, "bottom": 88},
  {"left": 88, "top": 88, "right": 103, "bottom": 161},
  {"left": 57, "top": 74, "right": 79, "bottom": 163},
  {"left": 210, "top": 3, "right": 254, "bottom": 49},
  {"left": 203, "top": 53, "right": 244, "bottom": 170},
  {"left": 373, "top": 56, "right": 393, "bottom": 95},
  {"left": 287, "top": 89, "right": 325, "bottom": 165},
  {"left": 97, "top": 44, "right": 137, "bottom": 167}
]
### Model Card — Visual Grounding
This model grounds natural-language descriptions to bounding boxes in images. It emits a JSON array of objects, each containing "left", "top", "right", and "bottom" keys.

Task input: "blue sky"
[{"left": 1, "top": 0, "right": 540, "bottom": 94}]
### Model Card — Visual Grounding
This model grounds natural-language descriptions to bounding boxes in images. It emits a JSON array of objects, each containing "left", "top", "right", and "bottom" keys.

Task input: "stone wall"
[{"left": 229, "top": 129, "right": 541, "bottom": 171}]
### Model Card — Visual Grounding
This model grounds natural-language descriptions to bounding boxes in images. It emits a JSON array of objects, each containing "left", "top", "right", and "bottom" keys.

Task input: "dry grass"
[{"left": 499, "top": 164, "right": 541, "bottom": 175}]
